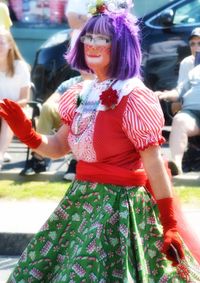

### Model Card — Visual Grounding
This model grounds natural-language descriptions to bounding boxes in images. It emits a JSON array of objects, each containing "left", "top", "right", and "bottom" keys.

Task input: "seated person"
[
  {"left": 157, "top": 28, "right": 200, "bottom": 114},
  {"left": 156, "top": 28, "right": 200, "bottom": 175},
  {"left": 171, "top": 63, "right": 200, "bottom": 174},
  {"left": 65, "top": 0, "right": 89, "bottom": 48},
  {"left": 0, "top": 27, "right": 30, "bottom": 169},
  {"left": 22, "top": 72, "right": 93, "bottom": 180},
  {"left": 157, "top": 58, "right": 200, "bottom": 175}
]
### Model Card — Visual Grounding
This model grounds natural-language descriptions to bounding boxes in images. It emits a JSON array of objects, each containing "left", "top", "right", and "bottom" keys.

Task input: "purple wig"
[{"left": 66, "top": 12, "right": 142, "bottom": 80}]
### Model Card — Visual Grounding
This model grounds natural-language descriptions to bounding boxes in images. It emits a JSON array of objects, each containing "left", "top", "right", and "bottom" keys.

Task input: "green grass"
[
  {"left": 174, "top": 186, "right": 200, "bottom": 208},
  {"left": 0, "top": 180, "right": 70, "bottom": 200},
  {"left": 0, "top": 181, "right": 199, "bottom": 208}
]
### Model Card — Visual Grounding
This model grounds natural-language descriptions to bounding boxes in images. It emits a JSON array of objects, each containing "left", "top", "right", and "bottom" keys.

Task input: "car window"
[{"left": 173, "top": 0, "right": 200, "bottom": 25}]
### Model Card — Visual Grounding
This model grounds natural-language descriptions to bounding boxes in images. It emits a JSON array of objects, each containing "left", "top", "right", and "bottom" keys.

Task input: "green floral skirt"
[{"left": 7, "top": 181, "right": 199, "bottom": 282}]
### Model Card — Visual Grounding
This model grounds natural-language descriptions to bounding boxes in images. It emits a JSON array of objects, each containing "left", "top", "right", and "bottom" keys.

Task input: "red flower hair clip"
[{"left": 100, "top": 84, "right": 118, "bottom": 109}]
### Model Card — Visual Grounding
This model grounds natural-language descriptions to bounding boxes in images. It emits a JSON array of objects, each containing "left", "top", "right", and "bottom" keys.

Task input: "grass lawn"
[
  {"left": 0, "top": 180, "right": 199, "bottom": 208},
  {"left": 0, "top": 180, "right": 69, "bottom": 200}
]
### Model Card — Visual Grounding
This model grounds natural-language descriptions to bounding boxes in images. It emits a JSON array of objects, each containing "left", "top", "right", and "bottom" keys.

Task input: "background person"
[
  {"left": 160, "top": 56, "right": 200, "bottom": 176},
  {"left": 156, "top": 27, "right": 200, "bottom": 114},
  {"left": 1, "top": 1, "right": 200, "bottom": 281},
  {"left": 0, "top": 27, "right": 30, "bottom": 169},
  {"left": 156, "top": 27, "right": 200, "bottom": 175},
  {"left": 22, "top": 72, "right": 93, "bottom": 181},
  {"left": 65, "top": 0, "right": 89, "bottom": 48}
]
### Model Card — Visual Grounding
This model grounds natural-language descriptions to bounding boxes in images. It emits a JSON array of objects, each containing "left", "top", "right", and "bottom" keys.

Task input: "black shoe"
[
  {"left": 63, "top": 159, "right": 77, "bottom": 181},
  {"left": 20, "top": 157, "right": 51, "bottom": 176},
  {"left": 168, "top": 161, "right": 180, "bottom": 176},
  {"left": 20, "top": 159, "right": 35, "bottom": 176}
]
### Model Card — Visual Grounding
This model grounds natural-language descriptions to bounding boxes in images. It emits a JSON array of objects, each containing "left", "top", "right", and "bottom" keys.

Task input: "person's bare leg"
[
  {"left": 169, "top": 111, "right": 200, "bottom": 173},
  {"left": 0, "top": 119, "right": 14, "bottom": 167}
]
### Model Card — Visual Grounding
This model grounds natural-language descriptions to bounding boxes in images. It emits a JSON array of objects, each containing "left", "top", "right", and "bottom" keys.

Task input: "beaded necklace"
[{"left": 71, "top": 79, "right": 116, "bottom": 139}]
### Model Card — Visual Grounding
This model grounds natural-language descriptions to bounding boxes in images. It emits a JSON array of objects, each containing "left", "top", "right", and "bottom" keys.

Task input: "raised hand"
[{"left": 0, "top": 99, "right": 42, "bottom": 149}]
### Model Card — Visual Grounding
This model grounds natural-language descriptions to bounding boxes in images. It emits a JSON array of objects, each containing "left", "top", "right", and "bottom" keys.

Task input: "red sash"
[{"left": 76, "top": 160, "right": 147, "bottom": 187}]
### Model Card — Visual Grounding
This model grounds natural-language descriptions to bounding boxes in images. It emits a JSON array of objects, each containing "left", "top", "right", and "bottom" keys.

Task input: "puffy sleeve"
[
  {"left": 122, "top": 86, "right": 165, "bottom": 151},
  {"left": 58, "top": 83, "right": 83, "bottom": 125}
]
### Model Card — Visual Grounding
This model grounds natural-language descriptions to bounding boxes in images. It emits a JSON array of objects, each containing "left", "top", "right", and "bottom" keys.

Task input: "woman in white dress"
[{"left": 0, "top": 27, "right": 30, "bottom": 168}]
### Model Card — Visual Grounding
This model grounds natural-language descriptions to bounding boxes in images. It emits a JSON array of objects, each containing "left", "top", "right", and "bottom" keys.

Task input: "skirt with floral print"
[{"left": 7, "top": 180, "right": 199, "bottom": 283}]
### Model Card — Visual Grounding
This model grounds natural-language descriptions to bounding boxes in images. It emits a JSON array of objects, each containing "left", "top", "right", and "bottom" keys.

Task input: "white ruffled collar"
[{"left": 76, "top": 77, "right": 144, "bottom": 113}]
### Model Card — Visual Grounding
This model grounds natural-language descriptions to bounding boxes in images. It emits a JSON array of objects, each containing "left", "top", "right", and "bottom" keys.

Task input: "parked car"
[
  {"left": 141, "top": 0, "right": 200, "bottom": 91},
  {"left": 31, "top": 30, "right": 79, "bottom": 103},
  {"left": 140, "top": 0, "right": 200, "bottom": 126}
]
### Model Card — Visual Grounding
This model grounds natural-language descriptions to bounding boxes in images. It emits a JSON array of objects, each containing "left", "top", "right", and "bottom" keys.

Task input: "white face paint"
[{"left": 83, "top": 35, "right": 112, "bottom": 79}]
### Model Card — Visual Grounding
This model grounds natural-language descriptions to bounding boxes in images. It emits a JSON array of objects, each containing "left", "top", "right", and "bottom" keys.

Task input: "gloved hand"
[
  {"left": 157, "top": 197, "right": 185, "bottom": 266},
  {"left": 0, "top": 99, "right": 42, "bottom": 149}
]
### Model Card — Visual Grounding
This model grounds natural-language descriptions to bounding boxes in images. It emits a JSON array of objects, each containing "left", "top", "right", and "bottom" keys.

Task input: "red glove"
[
  {"left": 0, "top": 99, "right": 42, "bottom": 149},
  {"left": 157, "top": 197, "right": 185, "bottom": 266}
]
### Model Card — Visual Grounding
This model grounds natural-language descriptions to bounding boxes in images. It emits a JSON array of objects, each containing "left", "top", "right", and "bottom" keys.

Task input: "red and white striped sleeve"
[
  {"left": 58, "top": 83, "right": 83, "bottom": 125},
  {"left": 122, "top": 86, "right": 165, "bottom": 151}
]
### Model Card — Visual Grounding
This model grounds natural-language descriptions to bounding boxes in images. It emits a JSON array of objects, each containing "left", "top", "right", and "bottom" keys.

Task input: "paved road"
[{"left": 0, "top": 256, "right": 19, "bottom": 283}]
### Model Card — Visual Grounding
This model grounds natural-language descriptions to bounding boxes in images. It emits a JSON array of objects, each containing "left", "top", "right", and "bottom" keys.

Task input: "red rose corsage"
[{"left": 100, "top": 86, "right": 118, "bottom": 109}]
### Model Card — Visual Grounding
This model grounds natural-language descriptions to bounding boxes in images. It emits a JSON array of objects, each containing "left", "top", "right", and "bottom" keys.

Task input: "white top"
[
  {"left": 180, "top": 64, "right": 200, "bottom": 110},
  {"left": 0, "top": 60, "right": 30, "bottom": 101},
  {"left": 65, "top": 0, "right": 88, "bottom": 48},
  {"left": 76, "top": 77, "right": 144, "bottom": 113},
  {"left": 65, "top": 0, "right": 88, "bottom": 15},
  {"left": 177, "top": 55, "right": 194, "bottom": 94}
]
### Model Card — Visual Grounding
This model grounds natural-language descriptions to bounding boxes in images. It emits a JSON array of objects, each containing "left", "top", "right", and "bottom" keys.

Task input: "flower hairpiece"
[{"left": 88, "top": 0, "right": 133, "bottom": 15}]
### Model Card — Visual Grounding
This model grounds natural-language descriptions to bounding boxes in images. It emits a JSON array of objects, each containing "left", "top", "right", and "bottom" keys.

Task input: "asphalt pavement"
[{"left": 0, "top": 138, "right": 72, "bottom": 181}]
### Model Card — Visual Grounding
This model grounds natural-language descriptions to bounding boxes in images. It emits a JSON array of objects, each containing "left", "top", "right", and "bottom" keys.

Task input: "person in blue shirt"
[{"left": 21, "top": 72, "right": 93, "bottom": 179}]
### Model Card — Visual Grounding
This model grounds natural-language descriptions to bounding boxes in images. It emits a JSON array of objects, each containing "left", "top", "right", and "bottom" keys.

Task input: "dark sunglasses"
[{"left": 189, "top": 41, "right": 200, "bottom": 47}]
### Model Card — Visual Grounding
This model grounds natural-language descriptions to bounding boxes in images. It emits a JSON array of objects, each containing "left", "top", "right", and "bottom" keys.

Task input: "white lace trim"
[{"left": 76, "top": 77, "right": 144, "bottom": 113}]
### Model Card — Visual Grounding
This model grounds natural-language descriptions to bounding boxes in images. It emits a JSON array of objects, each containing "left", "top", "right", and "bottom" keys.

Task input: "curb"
[
  {"left": 0, "top": 169, "right": 199, "bottom": 185},
  {"left": 0, "top": 170, "right": 66, "bottom": 182},
  {"left": 173, "top": 172, "right": 200, "bottom": 186},
  {"left": 0, "top": 233, "right": 34, "bottom": 256}
]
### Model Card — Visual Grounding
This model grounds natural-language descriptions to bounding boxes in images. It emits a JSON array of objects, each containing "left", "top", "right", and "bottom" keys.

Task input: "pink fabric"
[
  {"left": 173, "top": 195, "right": 200, "bottom": 264},
  {"left": 122, "top": 87, "right": 165, "bottom": 150}
]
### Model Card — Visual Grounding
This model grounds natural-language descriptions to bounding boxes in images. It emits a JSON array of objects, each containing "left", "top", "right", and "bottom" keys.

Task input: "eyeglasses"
[
  {"left": 189, "top": 41, "right": 200, "bottom": 47},
  {"left": 80, "top": 35, "right": 111, "bottom": 46}
]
